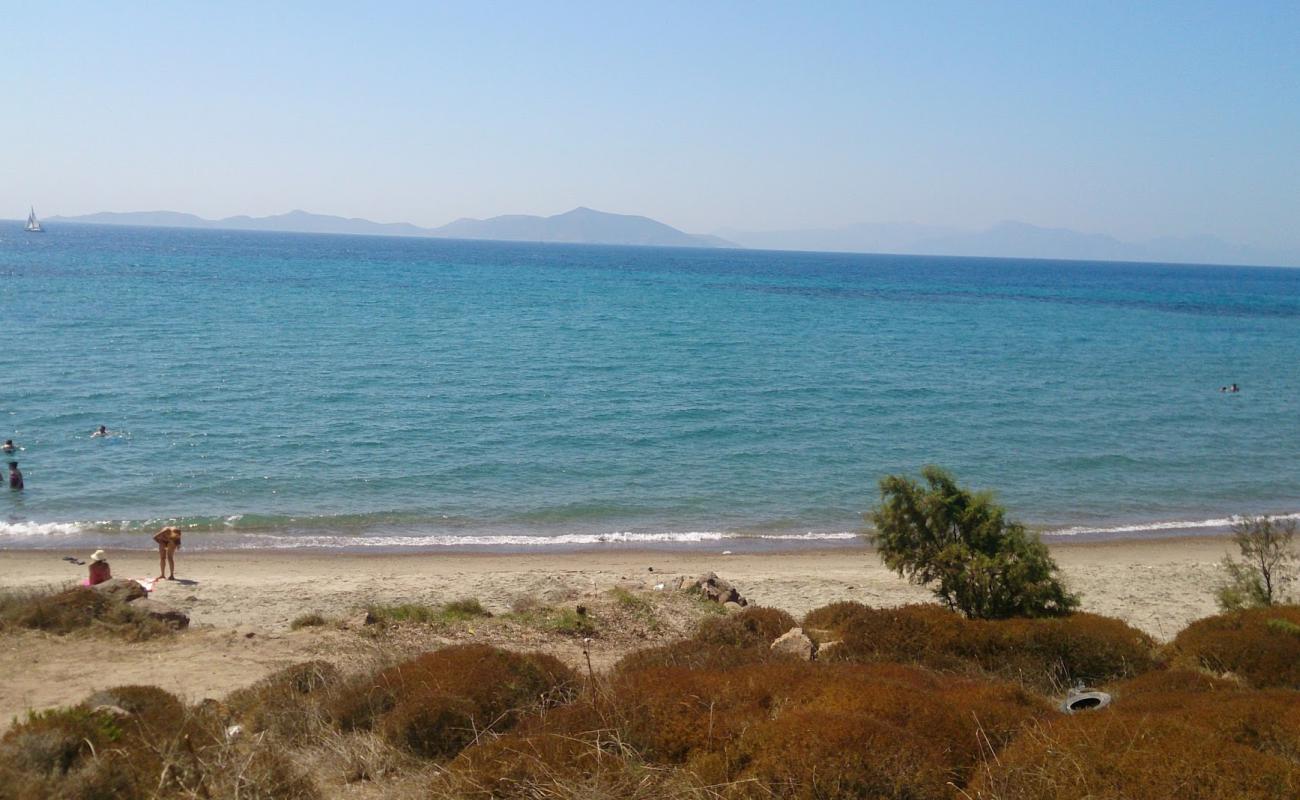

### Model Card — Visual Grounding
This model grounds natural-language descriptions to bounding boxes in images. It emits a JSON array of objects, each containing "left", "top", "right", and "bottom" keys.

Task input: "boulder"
[
  {"left": 723, "top": 601, "right": 744, "bottom": 613},
  {"left": 128, "top": 598, "right": 190, "bottom": 629},
  {"left": 688, "top": 572, "right": 748, "bottom": 606},
  {"left": 92, "top": 578, "right": 147, "bottom": 603},
  {"left": 771, "top": 627, "right": 815, "bottom": 660}
]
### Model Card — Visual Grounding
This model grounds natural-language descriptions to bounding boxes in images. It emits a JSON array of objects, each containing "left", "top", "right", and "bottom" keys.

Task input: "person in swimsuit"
[
  {"left": 92, "top": 425, "right": 109, "bottom": 438},
  {"left": 153, "top": 526, "right": 182, "bottom": 580},
  {"left": 87, "top": 550, "right": 112, "bottom": 586},
  {"left": 8, "top": 462, "right": 22, "bottom": 490},
  {"left": 2, "top": 440, "right": 15, "bottom": 454}
]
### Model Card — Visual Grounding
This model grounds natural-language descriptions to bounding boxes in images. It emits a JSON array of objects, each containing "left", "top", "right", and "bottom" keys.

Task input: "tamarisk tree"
[{"left": 870, "top": 466, "right": 1078, "bottom": 619}]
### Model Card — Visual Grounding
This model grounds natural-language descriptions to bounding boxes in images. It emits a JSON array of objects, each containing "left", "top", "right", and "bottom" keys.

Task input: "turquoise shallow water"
[{"left": 1, "top": 223, "right": 1298, "bottom": 551}]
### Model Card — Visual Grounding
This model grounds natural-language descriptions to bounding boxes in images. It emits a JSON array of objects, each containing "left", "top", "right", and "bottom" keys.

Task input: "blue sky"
[{"left": 6, "top": 1, "right": 1298, "bottom": 248}]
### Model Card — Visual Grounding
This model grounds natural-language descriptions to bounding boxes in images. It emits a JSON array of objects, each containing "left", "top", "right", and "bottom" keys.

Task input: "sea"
[{"left": 2, "top": 223, "right": 1298, "bottom": 553}]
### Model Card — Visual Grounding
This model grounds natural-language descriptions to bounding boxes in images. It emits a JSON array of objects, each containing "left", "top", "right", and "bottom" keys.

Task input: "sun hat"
[{"left": 90, "top": 549, "right": 107, "bottom": 562}]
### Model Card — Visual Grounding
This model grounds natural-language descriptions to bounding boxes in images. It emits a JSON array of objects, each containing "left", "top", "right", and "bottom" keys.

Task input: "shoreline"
[
  {"left": 0, "top": 535, "right": 1232, "bottom": 638},
  {"left": 0, "top": 519, "right": 1269, "bottom": 555}
]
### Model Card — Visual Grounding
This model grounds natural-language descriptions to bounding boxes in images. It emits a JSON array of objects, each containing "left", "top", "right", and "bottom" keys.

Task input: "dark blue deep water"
[{"left": 2, "top": 223, "right": 1298, "bottom": 550}]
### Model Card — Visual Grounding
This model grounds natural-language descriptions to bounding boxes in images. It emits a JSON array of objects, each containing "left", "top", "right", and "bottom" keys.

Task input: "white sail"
[{"left": 25, "top": 206, "right": 43, "bottom": 232}]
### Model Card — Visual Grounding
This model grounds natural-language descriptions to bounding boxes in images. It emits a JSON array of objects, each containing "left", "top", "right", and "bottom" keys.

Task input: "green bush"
[
  {"left": 870, "top": 466, "right": 1078, "bottom": 618},
  {"left": 1216, "top": 515, "right": 1298, "bottom": 610}
]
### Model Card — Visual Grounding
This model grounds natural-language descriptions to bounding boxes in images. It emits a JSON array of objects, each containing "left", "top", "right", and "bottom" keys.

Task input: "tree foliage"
[
  {"left": 870, "top": 466, "right": 1078, "bottom": 619},
  {"left": 1216, "top": 515, "right": 1298, "bottom": 611}
]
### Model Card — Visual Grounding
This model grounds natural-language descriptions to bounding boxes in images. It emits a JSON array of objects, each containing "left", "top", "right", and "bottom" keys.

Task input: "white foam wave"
[
  {"left": 1048, "top": 512, "right": 1300, "bottom": 537},
  {"left": 0, "top": 520, "right": 87, "bottom": 537},
  {"left": 234, "top": 530, "right": 861, "bottom": 549}
]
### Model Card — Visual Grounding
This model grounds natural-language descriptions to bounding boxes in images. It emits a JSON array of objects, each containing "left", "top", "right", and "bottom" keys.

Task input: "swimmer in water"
[
  {"left": 8, "top": 462, "right": 23, "bottom": 490},
  {"left": 1, "top": 440, "right": 14, "bottom": 454},
  {"left": 92, "top": 425, "right": 109, "bottom": 438}
]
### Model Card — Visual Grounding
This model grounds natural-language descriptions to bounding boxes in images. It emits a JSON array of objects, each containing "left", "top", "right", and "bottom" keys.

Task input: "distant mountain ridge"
[
  {"left": 49, "top": 207, "right": 732, "bottom": 249},
  {"left": 720, "top": 220, "right": 1299, "bottom": 267},
  {"left": 43, "top": 208, "right": 1297, "bottom": 266}
]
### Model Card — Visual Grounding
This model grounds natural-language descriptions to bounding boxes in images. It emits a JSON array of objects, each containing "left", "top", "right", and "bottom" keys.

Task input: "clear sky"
[{"left": 6, "top": 1, "right": 1298, "bottom": 249}]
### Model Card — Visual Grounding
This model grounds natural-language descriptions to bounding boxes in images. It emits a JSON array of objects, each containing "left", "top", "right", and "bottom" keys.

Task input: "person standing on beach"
[
  {"left": 8, "top": 462, "right": 22, "bottom": 490},
  {"left": 153, "top": 526, "right": 182, "bottom": 580}
]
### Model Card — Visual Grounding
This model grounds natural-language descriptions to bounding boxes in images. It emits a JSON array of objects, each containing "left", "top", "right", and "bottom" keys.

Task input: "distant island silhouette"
[
  {"left": 48, "top": 207, "right": 734, "bottom": 249},
  {"left": 42, "top": 208, "right": 1297, "bottom": 266}
]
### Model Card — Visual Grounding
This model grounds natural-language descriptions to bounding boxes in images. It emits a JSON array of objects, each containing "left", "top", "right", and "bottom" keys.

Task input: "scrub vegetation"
[{"left": 6, "top": 598, "right": 1300, "bottom": 799}]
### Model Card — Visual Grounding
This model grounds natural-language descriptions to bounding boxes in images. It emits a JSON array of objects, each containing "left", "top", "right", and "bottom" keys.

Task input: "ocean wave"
[
  {"left": 0, "top": 520, "right": 89, "bottom": 536},
  {"left": 233, "top": 530, "right": 862, "bottom": 549},
  {"left": 1048, "top": 512, "right": 1300, "bottom": 537}
]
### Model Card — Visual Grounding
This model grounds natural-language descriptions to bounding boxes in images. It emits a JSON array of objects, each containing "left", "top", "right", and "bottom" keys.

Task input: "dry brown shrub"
[
  {"left": 607, "top": 661, "right": 814, "bottom": 764},
  {"left": 323, "top": 672, "right": 398, "bottom": 732},
  {"left": 814, "top": 603, "right": 972, "bottom": 667},
  {"left": 438, "top": 698, "right": 733, "bottom": 799},
  {"left": 364, "top": 644, "right": 579, "bottom": 759},
  {"left": 226, "top": 660, "right": 341, "bottom": 741},
  {"left": 975, "top": 712, "right": 1299, "bottom": 800},
  {"left": 1108, "top": 667, "right": 1243, "bottom": 698},
  {"left": 613, "top": 638, "right": 775, "bottom": 673},
  {"left": 605, "top": 658, "right": 1047, "bottom": 794},
  {"left": 731, "top": 663, "right": 1046, "bottom": 798},
  {"left": 0, "top": 705, "right": 135, "bottom": 800},
  {"left": 971, "top": 613, "right": 1159, "bottom": 690},
  {"left": 806, "top": 603, "right": 1156, "bottom": 690},
  {"left": 86, "top": 684, "right": 185, "bottom": 724},
  {"left": 801, "top": 600, "right": 874, "bottom": 632},
  {"left": 0, "top": 691, "right": 319, "bottom": 800},
  {"left": 694, "top": 606, "right": 798, "bottom": 648},
  {"left": 1167, "top": 605, "right": 1300, "bottom": 688},
  {"left": 436, "top": 730, "right": 646, "bottom": 798}
]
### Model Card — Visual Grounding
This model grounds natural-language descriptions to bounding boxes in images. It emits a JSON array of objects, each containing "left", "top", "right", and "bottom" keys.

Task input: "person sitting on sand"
[
  {"left": 91, "top": 425, "right": 109, "bottom": 438},
  {"left": 8, "top": 462, "right": 22, "bottom": 490},
  {"left": 153, "top": 526, "right": 182, "bottom": 580},
  {"left": 87, "top": 550, "right": 112, "bottom": 586}
]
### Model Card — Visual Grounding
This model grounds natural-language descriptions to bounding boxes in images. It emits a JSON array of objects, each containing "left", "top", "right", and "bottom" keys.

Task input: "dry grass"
[
  {"left": 0, "top": 585, "right": 174, "bottom": 641},
  {"left": 289, "top": 612, "right": 328, "bottom": 630},
  {"left": 364, "top": 598, "right": 494, "bottom": 627},
  {"left": 0, "top": 688, "right": 319, "bottom": 800}
]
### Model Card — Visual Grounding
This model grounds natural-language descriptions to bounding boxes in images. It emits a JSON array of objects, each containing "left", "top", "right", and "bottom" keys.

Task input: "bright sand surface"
[{"left": 0, "top": 537, "right": 1227, "bottom": 728}]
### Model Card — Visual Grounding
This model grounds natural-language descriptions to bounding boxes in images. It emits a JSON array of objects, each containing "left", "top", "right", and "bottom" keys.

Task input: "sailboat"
[{"left": 25, "top": 207, "right": 43, "bottom": 233}]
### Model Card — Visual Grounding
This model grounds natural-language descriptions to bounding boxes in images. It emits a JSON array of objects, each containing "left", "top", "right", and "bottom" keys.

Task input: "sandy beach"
[{"left": 0, "top": 537, "right": 1229, "bottom": 730}]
